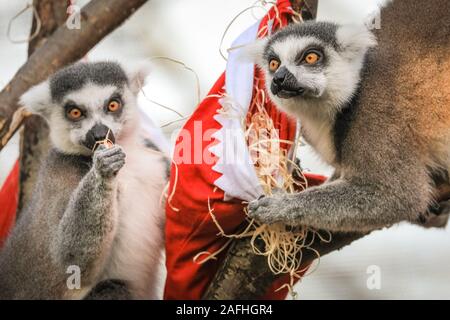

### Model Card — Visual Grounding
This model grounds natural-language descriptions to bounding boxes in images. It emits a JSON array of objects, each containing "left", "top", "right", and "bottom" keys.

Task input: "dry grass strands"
[
  {"left": 244, "top": 79, "right": 332, "bottom": 297},
  {"left": 91, "top": 128, "right": 115, "bottom": 152}
]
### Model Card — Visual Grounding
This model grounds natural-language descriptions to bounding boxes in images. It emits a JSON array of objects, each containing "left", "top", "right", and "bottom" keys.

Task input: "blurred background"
[{"left": 1, "top": 0, "right": 449, "bottom": 299}]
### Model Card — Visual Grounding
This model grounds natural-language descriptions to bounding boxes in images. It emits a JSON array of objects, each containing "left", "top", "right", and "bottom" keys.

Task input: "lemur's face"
[
  {"left": 21, "top": 62, "right": 149, "bottom": 155},
  {"left": 256, "top": 22, "right": 376, "bottom": 116}
]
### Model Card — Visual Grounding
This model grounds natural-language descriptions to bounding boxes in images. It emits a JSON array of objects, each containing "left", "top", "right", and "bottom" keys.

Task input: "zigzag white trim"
[{"left": 208, "top": 22, "right": 264, "bottom": 202}]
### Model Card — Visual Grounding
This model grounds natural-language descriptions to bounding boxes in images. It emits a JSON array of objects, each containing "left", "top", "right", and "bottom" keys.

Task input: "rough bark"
[
  {"left": 0, "top": 0, "right": 149, "bottom": 152},
  {"left": 203, "top": 231, "right": 366, "bottom": 300},
  {"left": 18, "top": 0, "right": 68, "bottom": 212}
]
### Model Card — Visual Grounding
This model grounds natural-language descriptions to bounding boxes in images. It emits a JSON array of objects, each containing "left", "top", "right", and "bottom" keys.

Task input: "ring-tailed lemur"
[
  {"left": 248, "top": 0, "right": 450, "bottom": 232},
  {"left": 0, "top": 61, "right": 168, "bottom": 299}
]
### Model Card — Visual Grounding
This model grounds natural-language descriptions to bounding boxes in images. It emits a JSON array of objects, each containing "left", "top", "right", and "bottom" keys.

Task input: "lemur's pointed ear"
[
  {"left": 336, "top": 24, "right": 377, "bottom": 60},
  {"left": 19, "top": 80, "right": 52, "bottom": 118},
  {"left": 126, "top": 61, "right": 152, "bottom": 95},
  {"left": 236, "top": 38, "right": 269, "bottom": 68}
]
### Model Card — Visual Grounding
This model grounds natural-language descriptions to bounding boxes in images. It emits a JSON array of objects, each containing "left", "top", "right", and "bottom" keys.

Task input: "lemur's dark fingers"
[
  {"left": 97, "top": 160, "right": 125, "bottom": 177},
  {"left": 94, "top": 143, "right": 107, "bottom": 152},
  {"left": 95, "top": 145, "right": 125, "bottom": 158},
  {"left": 100, "top": 154, "right": 126, "bottom": 165},
  {"left": 109, "top": 161, "right": 125, "bottom": 171},
  {"left": 248, "top": 198, "right": 280, "bottom": 224}
]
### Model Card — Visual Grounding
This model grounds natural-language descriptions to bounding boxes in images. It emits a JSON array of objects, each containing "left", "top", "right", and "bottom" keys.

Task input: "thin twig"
[{"left": 7, "top": 3, "right": 42, "bottom": 44}]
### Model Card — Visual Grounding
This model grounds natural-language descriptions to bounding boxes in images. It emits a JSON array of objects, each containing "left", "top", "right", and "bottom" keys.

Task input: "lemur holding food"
[{"left": 0, "top": 61, "right": 168, "bottom": 299}]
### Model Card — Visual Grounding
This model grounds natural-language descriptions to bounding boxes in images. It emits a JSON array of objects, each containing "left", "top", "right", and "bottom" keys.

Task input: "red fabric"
[
  {"left": 0, "top": 160, "right": 19, "bottom": 247},
  {"left": 164, "top": 0, "right": 326, "bottom": 300}
]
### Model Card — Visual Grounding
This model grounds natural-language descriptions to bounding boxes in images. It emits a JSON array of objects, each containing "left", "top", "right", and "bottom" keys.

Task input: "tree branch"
[
  {"left": 18, "top": 0, "right": 68, "bottom": 213},
  {"left": 0, "top": 0, "right": 149, "bottom": 152},
  {"left": 203, "top": 231, "right": 366, "bottom": 300}
]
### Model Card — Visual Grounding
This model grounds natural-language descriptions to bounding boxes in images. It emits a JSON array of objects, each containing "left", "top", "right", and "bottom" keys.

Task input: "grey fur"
[
  {"left": 84, "top": 280, "right": 132, "bottom": 300},
  {"left": 50, "top": 62, "right": 128, "bottom": 103},
  {"left": 249, "top": 0, "right": 450, "bottom": 232},
  {"left": 0, "top": 147, "right": 126, "bottom": 299},
  {"left": 266, "top": 21, "right": 339, "bottom": 53},
  {"left": 142, "top": 137, "right": 160, "bottom": 152},
  {"left": 142, "top": 137, "right": 170, "bottom": 179},
  {"left": 0, "top": 149, "right": 98, "bottom": 299}
]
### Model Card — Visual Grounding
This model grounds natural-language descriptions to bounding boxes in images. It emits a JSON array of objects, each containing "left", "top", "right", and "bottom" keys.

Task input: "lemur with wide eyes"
[
  {"left": 0, "top": 61, "right": 168, "bottom": 299},
  {"left": 248, "top": 0, "right": 450, "bottom": 232}
]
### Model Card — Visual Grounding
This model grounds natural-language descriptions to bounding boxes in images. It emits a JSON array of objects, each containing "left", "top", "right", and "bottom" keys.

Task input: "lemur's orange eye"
[
  {"left": 108, "top": 100, "right": 121, "bottom": 112},
  {"left": 269, "top": 59, "right": 280, "bottom": 72},
  {"left": 305, "top": 52, "right": 320, "bottom": 64},
  {"left": 67, "top": 108, "right": 82, "bottom": 120}
]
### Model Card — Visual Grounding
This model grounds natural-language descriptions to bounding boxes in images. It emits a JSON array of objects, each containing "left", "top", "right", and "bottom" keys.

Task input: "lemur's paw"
[
  {"left": 247, "top": 193, "right": 293, "bottom": 225},
  {"left": 93, "top": 145, "right": 126, "bottom": 178}
]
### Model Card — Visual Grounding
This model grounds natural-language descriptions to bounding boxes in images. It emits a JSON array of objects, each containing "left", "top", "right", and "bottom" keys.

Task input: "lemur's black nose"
[
  {"left": 91, "top": 123, "right": 110, "bottom": 141},
  {"left": 272, "top": 70, "right": 287, "bottom": 87},
  {"left": 271, "top": 66, "right": 305, "bottom": 99},
  {"left": 83, "top": 123, "right": 115, "bottom": 151}
]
